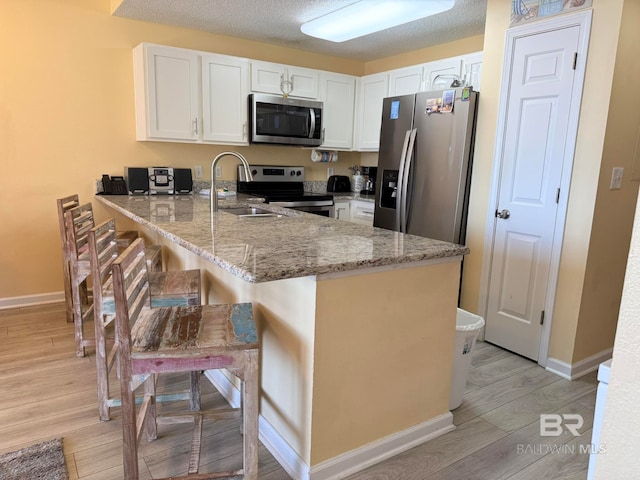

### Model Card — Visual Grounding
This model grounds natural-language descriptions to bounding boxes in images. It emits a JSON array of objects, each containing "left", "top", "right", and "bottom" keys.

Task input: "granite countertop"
[{"left": 96, "top": 194, "right": 468, "bottom": 283}]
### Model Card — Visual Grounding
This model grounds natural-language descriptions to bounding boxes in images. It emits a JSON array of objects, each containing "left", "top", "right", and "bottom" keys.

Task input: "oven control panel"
[{"left": 239, "top": 165, "right": 304, "bottom": 182}]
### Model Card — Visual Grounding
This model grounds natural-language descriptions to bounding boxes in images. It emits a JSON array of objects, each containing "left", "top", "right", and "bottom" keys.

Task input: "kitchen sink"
[{"left": 221, "top": 206, "right": 284, "bottom": 218}]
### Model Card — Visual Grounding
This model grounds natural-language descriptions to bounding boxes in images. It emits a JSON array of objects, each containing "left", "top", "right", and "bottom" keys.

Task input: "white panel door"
[{"left": 485, "top": 25, "right": 582, "bottom": 360}]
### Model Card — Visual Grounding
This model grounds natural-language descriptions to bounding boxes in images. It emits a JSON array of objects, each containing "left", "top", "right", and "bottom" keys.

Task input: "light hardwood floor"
[{"left": 0, "top": 303, "right": 598, "bottom": 479}]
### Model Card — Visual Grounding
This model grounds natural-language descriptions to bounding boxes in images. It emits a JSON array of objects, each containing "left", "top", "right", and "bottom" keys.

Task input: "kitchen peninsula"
[{"left": 96, "top": 193, "right": 467, "bottom": 480}]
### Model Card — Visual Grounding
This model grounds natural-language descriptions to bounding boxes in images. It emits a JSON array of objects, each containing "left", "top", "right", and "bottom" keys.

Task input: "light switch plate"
[
  {"left": 194, "top": 165, "right": 203, "bottom": 179},
  {"left": 327, "top": 167, "right": 334, "bottom": 178},
  {"left": 610, "top": 167, "right": 624, "bottom": 190}
]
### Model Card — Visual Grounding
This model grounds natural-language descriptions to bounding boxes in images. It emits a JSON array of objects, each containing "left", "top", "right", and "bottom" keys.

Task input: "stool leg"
[
  {"left": 189, "top": 371, "right": 201, "bottom": 412},
  {"left": 71, "top": 277, "right": 87, "bottom": 358},
  {"left": 120, "top": 375, "right": 139, "bottom": 480},
  {"left": 243, "top": 350, "right": 259, "bottom": 480},
  {"left": 94, "top": 312, "right": 111, "bottom": 421},
  {"left": 62, "top": 259, "right": 74, "bottom": 324}
]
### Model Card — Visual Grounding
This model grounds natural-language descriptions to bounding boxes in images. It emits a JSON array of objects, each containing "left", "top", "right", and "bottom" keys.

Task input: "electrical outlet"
[
  {"left": 194, "top": 165, "right": 203, "bottom": 179},
  {"left": 327, "top": 167, "right": 334, "bottom": 178},
  {"left": 216, "top": 166, "right": 222, "bottom": 178},
  {"left": 610, "top": 167, "right": 624, "bottom": 190}
]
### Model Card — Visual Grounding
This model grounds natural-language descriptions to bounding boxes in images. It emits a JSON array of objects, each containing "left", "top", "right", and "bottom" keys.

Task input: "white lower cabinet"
[
  {"left": 333, "top": 201, "right": 351, "bottom": 221},
  {"left": 349, "top": 200, "right": 374, "bottom": 226}
]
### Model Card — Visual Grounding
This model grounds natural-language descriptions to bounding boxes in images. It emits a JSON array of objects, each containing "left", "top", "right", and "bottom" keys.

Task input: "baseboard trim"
[
  {"left": 546, "top": 348, "right": 613, "bottom": 380},
  {"left": 204, "top": 370, "right": 455, "bottom": 480},
  {"left": 0, "top": 292, "right": 65, "bottom": 310},
  {"left": 308, "top": 412, "right": 454, "bottom": 480}
]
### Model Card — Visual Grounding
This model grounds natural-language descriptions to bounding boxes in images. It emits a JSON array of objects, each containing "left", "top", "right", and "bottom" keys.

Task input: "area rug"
[{"left": 0, "top": 438, "right": 68, "bottom": 480}]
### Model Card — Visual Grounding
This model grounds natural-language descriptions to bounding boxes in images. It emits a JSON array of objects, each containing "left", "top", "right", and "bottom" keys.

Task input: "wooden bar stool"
[
  {"left": 56, "top": 194, "right": 139, "bottom": 324},
  {"left": 64, "top": 203, "right": 162, "bottom": 357},
  {"left": 88, "top": 218, "right": 202, "bottom": 421},
  {"left": 112, "top": 238, "right": 259, "bottom": 480}
]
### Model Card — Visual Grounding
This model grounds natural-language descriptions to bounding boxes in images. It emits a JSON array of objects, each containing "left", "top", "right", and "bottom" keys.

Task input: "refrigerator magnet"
[
  {"left": 425, "top": 98, "right": 441, "bottom": 115},
  {"left": 461, "top": 87, "right": 471, "bottom": 101},
  {"left": 442, "top": 90, "right": 455, "bottom": 113}
]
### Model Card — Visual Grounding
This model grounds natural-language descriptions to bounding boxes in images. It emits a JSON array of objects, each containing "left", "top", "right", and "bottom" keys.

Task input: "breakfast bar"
[{"left": 96, "top": 193, "right": 467, "bottom": 479}]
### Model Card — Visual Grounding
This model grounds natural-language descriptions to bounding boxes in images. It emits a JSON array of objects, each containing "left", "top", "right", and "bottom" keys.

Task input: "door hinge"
[
  {"left": 556, "top": 188, "right": 560, "bottom": 204},
  {"left": 540, "top": 310, "right": 545, "bottom": 325},
  {"left": 573, "top": 52, "right": 578, "bottom": 70}
]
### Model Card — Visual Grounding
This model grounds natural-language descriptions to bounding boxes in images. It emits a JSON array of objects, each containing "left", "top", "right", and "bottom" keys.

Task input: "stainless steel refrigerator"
[{"left": 373, "top": 88, "right": 478, "bottom": 244}]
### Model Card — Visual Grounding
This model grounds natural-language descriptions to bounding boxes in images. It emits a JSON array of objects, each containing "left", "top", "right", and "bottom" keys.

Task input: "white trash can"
[{"left": 449, "top": 308, "right": 485, "bottom": 410}]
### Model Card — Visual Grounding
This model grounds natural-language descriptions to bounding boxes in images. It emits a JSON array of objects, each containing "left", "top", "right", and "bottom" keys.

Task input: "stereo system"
[{"left": 124, "top": 167, "right": 193, "bottom": 195}]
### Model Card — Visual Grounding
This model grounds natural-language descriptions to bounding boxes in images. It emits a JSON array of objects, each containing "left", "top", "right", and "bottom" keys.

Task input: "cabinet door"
[
  {"left": 349, "top": 200, "right": 374, "bottom": 226},
  {"left": 462, "top": 51, "right": 483, "bottom": 92},
  {"left": 353, "top": 73, "right": 389, "bottom": 151},
  {"left": 333, "top": 201, "right": 351, "bottom": 220},
  {"left": 319, "top": 72, "right": 356, "bottom": 150},
  {"left": 202, "top": 54, "right": 249, "bottom": 145},
  {"left": 424, "top": 58, "right": 463, "bottom": 91},
  {"left": 288, "top": 66, "right": 319, "bottom": 99},
  {"left": 251, "top": 61, "right": 318, "bottom": 98},
  {"left": 389, "top": 65, "right": 424, "bottom": 96},
  {"left": 134, "top": 44, "right": 200, "bottom": 141}
]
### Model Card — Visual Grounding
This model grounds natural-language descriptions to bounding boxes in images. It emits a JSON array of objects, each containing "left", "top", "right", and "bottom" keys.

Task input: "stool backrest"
[
  {"left": 112, "top": 238, "right": 151, "bottom": 340},
  {"left": 56, "top": 194, "right": 80, "bottom": 258},
  {"left": 64, "top": 203, "right": 95, "bottom": 263},
  {"left": 88, "top": 218, "right": 119, "bottom": 310}
]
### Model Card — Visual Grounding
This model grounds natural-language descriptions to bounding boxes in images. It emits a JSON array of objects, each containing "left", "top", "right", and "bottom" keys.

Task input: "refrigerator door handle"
[
  {"left": 400, "top": 128, "right": 417, "bottom": 232},
  {"left": 395, "top": 129, "right": 412, "bottom": 231}
]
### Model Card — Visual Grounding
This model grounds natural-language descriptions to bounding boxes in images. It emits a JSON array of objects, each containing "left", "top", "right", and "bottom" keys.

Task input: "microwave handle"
[{"left": 309, "top": 108, "right": 316, "bottom": 139}]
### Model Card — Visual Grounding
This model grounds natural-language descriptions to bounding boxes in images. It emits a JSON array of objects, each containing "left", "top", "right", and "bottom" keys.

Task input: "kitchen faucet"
[{"left": 210, "top": 151, "right": 253, "bottom": 213}]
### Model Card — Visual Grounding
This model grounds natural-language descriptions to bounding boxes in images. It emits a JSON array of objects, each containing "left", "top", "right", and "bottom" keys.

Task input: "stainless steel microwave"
[{"left": 249, "top": 93, "right": 323, "bottom": 147}]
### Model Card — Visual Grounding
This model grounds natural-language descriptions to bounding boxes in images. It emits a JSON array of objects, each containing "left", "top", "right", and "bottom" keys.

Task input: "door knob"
[{"left": 495, "top": 209, "right": 510, "bottom": 219}]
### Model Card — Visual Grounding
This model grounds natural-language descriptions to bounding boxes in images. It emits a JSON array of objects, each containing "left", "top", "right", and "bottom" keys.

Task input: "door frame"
[{"left": 477, "top": 10, "right": 592, "bottom": 367}]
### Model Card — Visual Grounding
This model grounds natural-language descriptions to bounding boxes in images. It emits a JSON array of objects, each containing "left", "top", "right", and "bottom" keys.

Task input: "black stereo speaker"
[
  {"left": 125, "top": 167, "right": 149, "bottom": 195},
  {"left": 174, "top": 168, "right": 193, "bottom": 194}
]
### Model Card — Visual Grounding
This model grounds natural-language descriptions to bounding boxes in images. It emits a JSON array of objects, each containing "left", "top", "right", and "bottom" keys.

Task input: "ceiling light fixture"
[{"left": 300, "top": 0, "right": 455, "bottom": 43}]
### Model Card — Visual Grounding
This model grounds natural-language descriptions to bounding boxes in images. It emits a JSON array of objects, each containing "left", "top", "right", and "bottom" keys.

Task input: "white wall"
[{"left": 593, "top": 192, "right": 640, "bottom": 477}]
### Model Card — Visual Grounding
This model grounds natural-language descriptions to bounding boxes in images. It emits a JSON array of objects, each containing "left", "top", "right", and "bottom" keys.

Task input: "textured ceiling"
[{"left": 113, "top": 0, "right": 487, "bottom": 61}]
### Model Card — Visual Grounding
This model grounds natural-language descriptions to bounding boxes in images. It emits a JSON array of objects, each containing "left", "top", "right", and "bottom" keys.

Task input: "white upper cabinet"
[
  {"left": 425, "top": 57, "right": 464, "bottom": 90},
  {"left": 461, "top": 51, "right": 483, "bottom": 92},
  {"left": 318, "top": 72, "right": 356, "bottom": 150},
  {"left": 250, "top": 61, "right": 319, "bottom": 99},
  {"left": 389, "top": 65, "right": 425, "bottom": 96},
  {"left": 201, "top": 53, "right": 249, "bottom": 145},
  {"left": 134, "top": 44, "right": 200, "bottom": 142},
  {"left": 353, "top": 72, "right": 389, "bottom": 151}
]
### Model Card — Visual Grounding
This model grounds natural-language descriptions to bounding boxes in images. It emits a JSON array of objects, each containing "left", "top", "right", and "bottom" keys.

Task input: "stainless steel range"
[{"left": 237, "top": 165, "right": 334, "bottom": 217}]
